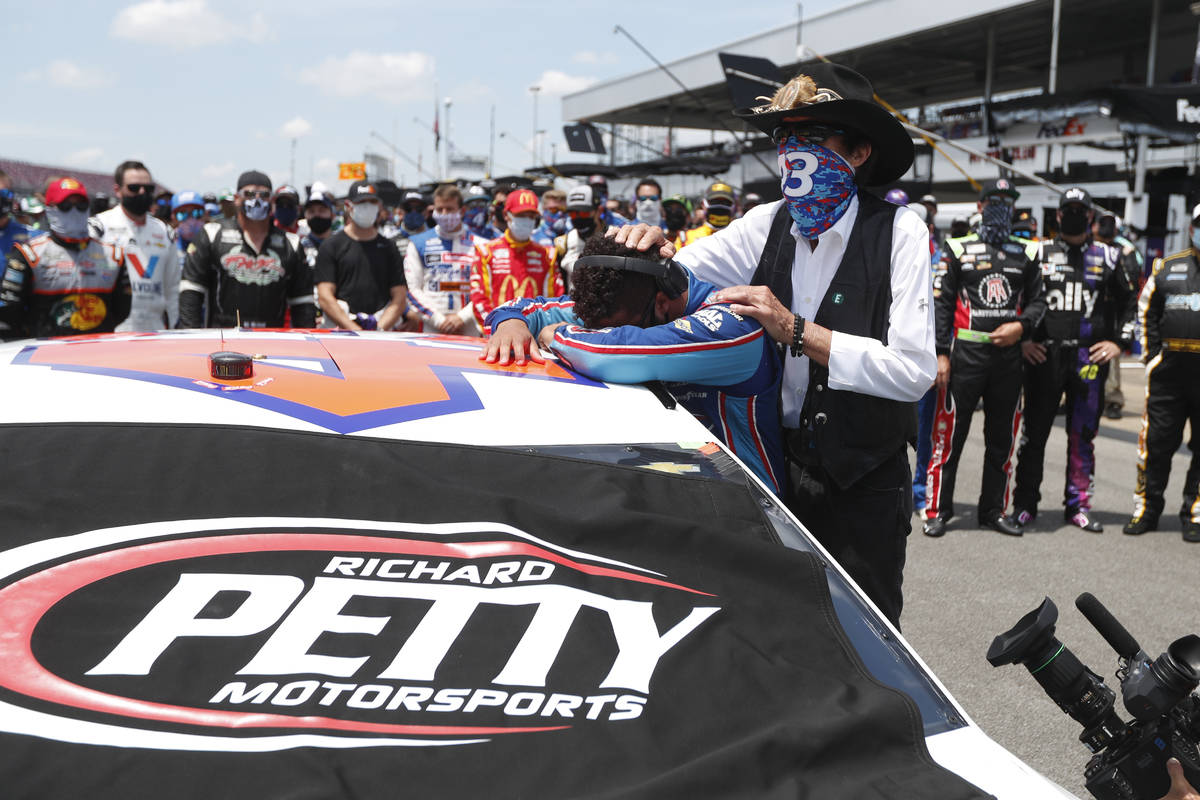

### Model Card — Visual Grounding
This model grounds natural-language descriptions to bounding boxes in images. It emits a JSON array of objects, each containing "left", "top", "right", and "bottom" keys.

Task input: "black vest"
[{"left": 752, "top": 193, "right": 918, "bottom": 489}]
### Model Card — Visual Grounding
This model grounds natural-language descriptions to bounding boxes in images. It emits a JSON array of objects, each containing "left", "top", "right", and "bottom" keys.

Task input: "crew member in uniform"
[
  {"left": 1124, "top": 203, "right": 1200, "bottom": 542},
  {"left": 615, "top": 62, "right": 934, "bottom": 627},
  {"left": 1011, "top": 188, "right": 1135, "bottom": 533},
  {"left": 923, "top": 179, "right": 1046, "bottom": 537}
]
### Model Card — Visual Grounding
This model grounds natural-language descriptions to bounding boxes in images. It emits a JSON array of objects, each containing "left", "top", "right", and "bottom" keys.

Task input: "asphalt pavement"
[{"left": 900, "top": 360, "right": 1199, "bottom": 798}]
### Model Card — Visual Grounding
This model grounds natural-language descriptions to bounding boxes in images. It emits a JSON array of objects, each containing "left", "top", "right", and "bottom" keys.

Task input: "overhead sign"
[
  {"left": 563, "top": 124, "right": 606, "bottom": 155},
  {"left": 339, "top": 162, "right": 366, "bottom": 180},
  {"left": 1001, "top": 115, "right": 1122, "bottom": 147}
]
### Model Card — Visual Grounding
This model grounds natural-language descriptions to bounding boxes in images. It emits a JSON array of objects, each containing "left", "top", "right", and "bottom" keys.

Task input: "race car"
[{"left": 0, "top": 329, "right": 1074, "bottom": 798}]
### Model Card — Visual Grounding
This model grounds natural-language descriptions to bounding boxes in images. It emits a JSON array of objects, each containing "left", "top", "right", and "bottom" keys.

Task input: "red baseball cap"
[
  {"left": 45, "top": 177, "right": 88, "bottom": 206},
  {"left": 504, "top": 188, "right": 539, "bottom": 215}
]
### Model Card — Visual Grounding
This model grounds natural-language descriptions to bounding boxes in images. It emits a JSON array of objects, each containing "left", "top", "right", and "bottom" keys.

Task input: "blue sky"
[{"left": 4, "top": 0, "right": 841, "bottom": 195}]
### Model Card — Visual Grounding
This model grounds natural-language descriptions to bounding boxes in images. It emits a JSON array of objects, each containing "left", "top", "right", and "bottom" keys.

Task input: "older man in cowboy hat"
[{"left": 615, "top": 62, "right": 934, "bottom": 627}]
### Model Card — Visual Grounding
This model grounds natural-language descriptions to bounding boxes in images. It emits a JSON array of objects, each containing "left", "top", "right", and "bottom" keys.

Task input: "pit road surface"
[{"left": 902, "top": 360, "right": 1198, "bottom": 798}]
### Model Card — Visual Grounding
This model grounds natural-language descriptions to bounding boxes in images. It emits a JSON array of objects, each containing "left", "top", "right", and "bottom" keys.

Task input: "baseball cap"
[
  {"left": 204, "top": 202, "right": 221, "bottom": 217},
  {"left": 979, "top": 178, "right": 1018, "bottom": 201},
  {"left": 663, "top": 193, "right": 693, "bottom": 213},
  {"left": 171, "top": 190, "right": 204, "bottom": 211},
  {"left": 1191, "top": 203, "right": 1200, "bottom": 223},
  {"left": 566, "top": 185, "right": 596, "bottom": 211},
  {"left": 1058, "top": 187, "right": 1092, "bottom": 209},
  {"left": 706, "top": 182, "right": 735, "bottom": 205},
  {"left": 20, "top": 196, "right": 44, "bottom": 214},
  {"left": 236, "top": 170, "right": 272, "bottom": 191},
  {"left": 219, "top": 188, "right": 235, "bottom": 202},
  {"left": 45, "top": 177, "right": 88, "bottom": 206},
  {"left": 505, "top": 188, "right": 540, "bottom": 215},
  {"left": 273, "top": 185, "right": 300, "bottom": 202},
  {"left": 464, "top": 185, "right": 490, "bottom": 205},
  {"left": 347, "top": 181, "right": 380, "bottom": 202},
  {"left": 401, "top": 190, "right": 426, "bottom": 209}
]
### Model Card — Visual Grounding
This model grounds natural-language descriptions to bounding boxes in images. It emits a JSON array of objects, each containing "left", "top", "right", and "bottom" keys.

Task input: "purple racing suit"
[{"left": 1012, "top": 237, "right": 1136, "bottom": 517}]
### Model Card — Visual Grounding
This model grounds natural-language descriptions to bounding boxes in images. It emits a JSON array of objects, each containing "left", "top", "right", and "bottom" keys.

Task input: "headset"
[{"left": 572, "top": 255, "right": 689, "bottom": 299}]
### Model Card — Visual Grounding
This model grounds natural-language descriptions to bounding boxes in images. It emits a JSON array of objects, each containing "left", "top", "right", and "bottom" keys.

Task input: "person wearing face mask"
[
  {"left": 612, "top": 63, "right": 936, "bottom": 628},
  {"left": 1095, "top": 212, "right": 1145, "bottom": 420},
  {"left": 1010, "top": 188, "right": 1135, "bottom": 534},
  {"left": 1123, "top": 203, "right": 1200, "bottom": 542},
  {"left": 469, "top": 188, "right": 562, "bottom": 335},
  {"left": 300, "top": 186, "right": 335, "bottom": 269},
  {"left": 632, "top": 178, "right": 665, "bottom": 231},
  {"left": 554, "top": 185, "right": 606, "bottom": 286},
  {"left": 403, "top": 183, "right": 480, "bottom": 335},
  {"left": 588, "top": 174, "right": 629, "bottom": 228},
  {"left": 93, "top": 160, "right": 181, "bottom": 332},
  {"left": 533, "top": 189, "right": 570, "bottom": 246},
  {"left": 271, "top": 185, "right": 301, "bottom": 234},
  {"left": 662, "top": 194, "right": 692, "bottom": 246},
  {"left": 170, "top": 191, "right": 207, "bottom": 264},
  {"left": 463, "top": 185, "right": 501, "bottom": 240},
  {"left": 0, "top": 177, "right": 131, "bottom": 340},
  {"left": 921, "top": 179, "right": 1045, "bottom": 538},
  {"left": 313, "top": 180, "right": 409, "bottom": 332},
  {"left": 677, "top": 183, "right": 738, "bottom": 248},
  {"left": 0, "top": 170, "right": 32, "bottom": 259},
  {"left": 179, "top": 169, "right": 315, "bottom": 329},
  {"left": 390, "top": 191, "right": 429, "bottom": 254}
]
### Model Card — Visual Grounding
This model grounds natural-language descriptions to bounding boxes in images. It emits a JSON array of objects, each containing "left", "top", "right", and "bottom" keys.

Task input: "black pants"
[
  {"left": 786, "top": 450, "right": 911, "bottom": 627},
  {"left": 1135, "top": 353, "right": 1200, "bottom": 523},
  {"left": 926, "top": 345, "right": 1022, "bottom": 521},
  {"left": 1014, "top": 345, "right": 1107, "bottom": 516}
]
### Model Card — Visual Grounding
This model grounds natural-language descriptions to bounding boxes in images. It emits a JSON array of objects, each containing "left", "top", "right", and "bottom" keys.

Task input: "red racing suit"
[{"left": 469, "top": 231, "right": 561, "bottom": 334}]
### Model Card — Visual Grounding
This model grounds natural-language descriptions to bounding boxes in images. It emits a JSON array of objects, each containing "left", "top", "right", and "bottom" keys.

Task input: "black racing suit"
[
  {"left": 1133, "top": 249, "right": 1200, "bottom": 525},
  {"left": 925, "top": 233, "right": 1045, "bottom": 522},
  {"left": 179, "top": 219, "right": 315, "bottom": 328},
  {"left": 1013, "top": 238, "right": 1136, "bottom": 518},
  {"left": 1, "top": 233, "right": 131, "bottom": 339}
]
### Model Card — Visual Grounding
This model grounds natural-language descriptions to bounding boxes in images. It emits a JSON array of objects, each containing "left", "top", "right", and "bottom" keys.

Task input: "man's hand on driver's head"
[
  {"left": 479, "top": 318, "right": 544, "bottom": 366},
  {"left": 610, "top": 223, "right": 676, "bottom": 259}
]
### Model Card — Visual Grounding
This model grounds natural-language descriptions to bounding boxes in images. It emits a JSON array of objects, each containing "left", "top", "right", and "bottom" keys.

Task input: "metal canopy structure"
[{"left": 563, "top": 0, "right": 1194, "bottom": 132}]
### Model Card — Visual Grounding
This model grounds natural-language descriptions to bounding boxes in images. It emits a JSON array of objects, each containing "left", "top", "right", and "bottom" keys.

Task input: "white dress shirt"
[{"left": 674, "top": 197, "right": 936, "bottom": 428}]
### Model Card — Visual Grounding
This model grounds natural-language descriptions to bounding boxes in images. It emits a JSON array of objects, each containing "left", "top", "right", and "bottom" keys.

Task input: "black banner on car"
[{"left": 0, "top": 423, "right": 986, "bottom": 799}]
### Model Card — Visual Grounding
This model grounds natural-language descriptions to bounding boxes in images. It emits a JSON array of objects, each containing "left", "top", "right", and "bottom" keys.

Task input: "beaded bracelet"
[{"left": 790, "top": 314, "right": 806, "bottom": 357}]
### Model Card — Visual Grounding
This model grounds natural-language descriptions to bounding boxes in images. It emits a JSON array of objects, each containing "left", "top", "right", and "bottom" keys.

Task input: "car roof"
[{"left": 0, "top": 330, "right": 706, "bottom": 445}]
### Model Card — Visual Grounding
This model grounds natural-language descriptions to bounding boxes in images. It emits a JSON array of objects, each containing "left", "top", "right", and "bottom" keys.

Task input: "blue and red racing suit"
[{"left": 486, "top": 271, "right": 784, "bottom": 493}]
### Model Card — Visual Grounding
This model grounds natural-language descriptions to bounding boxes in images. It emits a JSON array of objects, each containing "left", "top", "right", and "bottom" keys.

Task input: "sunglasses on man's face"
[
  {"left": 637, "top": 194, "right": 661, "bottom": 203},
  {"left": 241, "top": 190, "right": 271, "bottom": 200},
  {"left": 776, "top": 124, "right": 847, "bottom": 145},
  {"left": 984, "top": 195, "right": 1015, "bottom": 207},
  {"left": 56, "top": 198, "right": 90, "bottom": 213},
  {"left": 125, "top": 183, "right": 155, "bottom": 195},
  {"left": 175, "top": 208, "right": 205, "bottom": 221}
]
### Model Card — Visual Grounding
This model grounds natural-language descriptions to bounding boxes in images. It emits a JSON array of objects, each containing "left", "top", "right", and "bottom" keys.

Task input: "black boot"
[
  {"left": 1122, "top": 515, "right": 1158, "bottom": 535},
  {"left": 981, "top": 511, "right": 1023, "bottom": 536}
]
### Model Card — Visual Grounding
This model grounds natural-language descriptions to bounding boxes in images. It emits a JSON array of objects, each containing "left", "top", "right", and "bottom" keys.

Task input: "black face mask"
[
  {"left": 571, "top": 216, "right": 596, "bottom": 238},
  {"left": 1096, "top": 218, "right": 1116, "bottom": 240},
  {"left": 306, "top": 215, "right": 332, "bottom": 235},
  {"left": 274, "top": 205, "right": 299, "bottom": 227},
  {"left": 1060, "top": 208, "right": 1090, "bottom": 237},
  {"left": 665, "top": 207, "right": 688, "bottom": 229},
  {"left": 121, "top": 192, "right": 154, "bottom": 216}
]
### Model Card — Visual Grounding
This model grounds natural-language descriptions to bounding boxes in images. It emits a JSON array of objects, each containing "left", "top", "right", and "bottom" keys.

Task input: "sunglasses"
[
  {"left": 637, "top": 194, "right": 661, "bottom": 203},
  {"left": 241, "top": 190, "right": 271, "bottom": 200},
  {"left": 56, "top": 198, "right": 90, "bottom": 212},
  {"left": 985, "top": 195, "right": 1016, "bottom": 207},
  {"left": 125, "top": 183, "right": 156, "bottom": 195},
  {"left": 777, "top": 124, "right": 847, "bottom": 145},
  {"left": 175, "top": 208, "right": 205, "bottom": 221}
]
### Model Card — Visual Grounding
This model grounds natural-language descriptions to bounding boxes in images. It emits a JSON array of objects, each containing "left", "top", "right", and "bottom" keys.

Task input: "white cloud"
[
  {"left": 279, "top": 116, "right": 312, "bottom": 139},
  {"left": 533, "top": 70, "right": 596, "bottom": 96},
  {"left": 298, "top": 51, "right": 434, "bottom": 103},
  {"left": 571, "top": 51, "right": 617, "bottom": 66},
  {"left": 65, "top": 147, "right": 105, "bottom": 167},
  {"left": 111, "top": 0, "right": 269, "bottom": 48},
  {"left": 200, "top": 161, "right": 234, "bottom": 179},
  {"left": 21, "top": 60, "right": 113, "bottom": 89}
]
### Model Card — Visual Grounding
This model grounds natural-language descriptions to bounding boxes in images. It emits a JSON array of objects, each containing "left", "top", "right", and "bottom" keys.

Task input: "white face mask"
[
  {"left": 349, "top": 201, "right": 380, "bottom": 229},
  {"left": 507, "top": 215, "right": 537, "bottom": 241},
  {"left": 636, "top": 198, "right": 662, "bottom": 227},
  {"left": 433, "top": 210, "right": 463, "bottom": 232},
  {"left": 46, "top": 206, "right": 90, "bottom": 240}
]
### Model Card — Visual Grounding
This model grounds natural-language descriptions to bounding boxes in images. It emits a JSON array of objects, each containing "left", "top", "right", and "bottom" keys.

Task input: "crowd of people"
[{"left": 1, "top": 63, "right": 1198, "bottom": 617}]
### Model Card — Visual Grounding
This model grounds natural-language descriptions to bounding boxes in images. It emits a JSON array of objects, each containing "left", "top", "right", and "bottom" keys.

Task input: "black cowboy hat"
[{"left": 733, "top": 61, "right": 913, "bottom": 186}]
